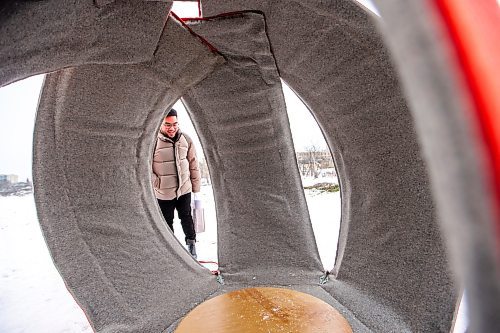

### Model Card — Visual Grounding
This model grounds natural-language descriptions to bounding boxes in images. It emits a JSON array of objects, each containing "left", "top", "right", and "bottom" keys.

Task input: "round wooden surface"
[{"left": 175, "top": 287, "right": 353, "bottom": 333}]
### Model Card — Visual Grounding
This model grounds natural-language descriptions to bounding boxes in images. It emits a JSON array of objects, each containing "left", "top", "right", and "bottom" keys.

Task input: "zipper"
[{"left": 173, "top": 135, "right": 181, "bottom": 196}]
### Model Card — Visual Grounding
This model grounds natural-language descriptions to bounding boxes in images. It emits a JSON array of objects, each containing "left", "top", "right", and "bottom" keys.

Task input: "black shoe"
[{"left": 186, "top": 239, "right": 197, "bottom": 259}]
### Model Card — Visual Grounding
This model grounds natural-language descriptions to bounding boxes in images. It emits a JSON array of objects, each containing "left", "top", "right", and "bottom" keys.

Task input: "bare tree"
[
  {"left": 305, "top": 144, "right": 321, "bottom": 178},
  {"left": 296, "top": 145, "right": 336, "bottom": 179}
]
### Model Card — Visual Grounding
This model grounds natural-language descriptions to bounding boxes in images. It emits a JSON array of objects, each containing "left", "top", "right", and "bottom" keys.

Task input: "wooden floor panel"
[{"left": 175, "top": 287, "right": 353, "bottom": 333}]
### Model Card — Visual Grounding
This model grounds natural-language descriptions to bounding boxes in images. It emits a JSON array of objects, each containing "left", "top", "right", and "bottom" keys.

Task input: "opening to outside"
[
  {"left": 0, "top": 75, "right": 93, "bottom": 332},
  {"left": 455, "top": 293, "right": 468, "bottom": 333},
  {"left": 158, "top": 100, "right": 218, "bottom": 272},
  {"left": 171, "top": 1, "right": 201, "bottom": 18},
  {"left": 281, "top": 81, "right": 341, "bottom": 272},
  {"left": 354, "top": 0, "right": 379, "bottom": 15}
]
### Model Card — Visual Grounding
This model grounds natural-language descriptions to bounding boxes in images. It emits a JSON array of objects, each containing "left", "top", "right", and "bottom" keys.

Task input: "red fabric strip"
[
  {"left": 169, "top": 11, "right": 219, "bottom": 54},
  {"left": 434, "top": 0, "right": 500, "bottom": 248},
  {"left": 180, "top": 10, "right": 262, "bottom": 22}
]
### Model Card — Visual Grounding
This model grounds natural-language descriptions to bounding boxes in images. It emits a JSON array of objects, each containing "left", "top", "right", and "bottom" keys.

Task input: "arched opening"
[
  {"left": 454, "top": 293, "right": 468, "bottom": 333},
  {"left": 166, "top": 80, "right": 344, "bottom": 272},
  {"left": 156, "top": 99, "right": 219, "bottom": 268},
  {"left": 0, "top": 75, "right": 93, "bottom": 332},
  {"left": 281, "top": 81, "right": 341, "bottom": 272},
  {"left": 0, "top": 1, "right": 478, "bottom": 330},
  {"left": 0, "top": 64, "right": 470, "bottom": 333},
  {"left": 171, "top": 1, "right": 200, "bottom": 18}
]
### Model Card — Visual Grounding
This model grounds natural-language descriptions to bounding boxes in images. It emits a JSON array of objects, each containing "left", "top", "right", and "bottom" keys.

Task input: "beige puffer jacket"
[{"left": 152, "top": 131, "right": 201, "bottom": 200}]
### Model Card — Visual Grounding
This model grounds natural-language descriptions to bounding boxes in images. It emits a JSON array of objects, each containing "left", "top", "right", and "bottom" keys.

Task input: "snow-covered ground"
[
  {"left": 0, "top": 183, "right": 467, "bottom": 332},
  {"left": 0, "top": 195, "right": 92, "bottom": 333}
]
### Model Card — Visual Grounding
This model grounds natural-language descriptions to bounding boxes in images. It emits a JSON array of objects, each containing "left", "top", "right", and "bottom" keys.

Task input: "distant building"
[
  {"left": 0, "top": 174, "right": 19, "bottom": 184},
  {"left": 0, "top": 174, "right": 32, "bottom": 196}
]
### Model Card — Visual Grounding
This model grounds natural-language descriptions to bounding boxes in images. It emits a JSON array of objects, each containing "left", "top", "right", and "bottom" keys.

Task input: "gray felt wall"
[
  {"left": 181, "top": 12, "right": 323, "bottom": 285},
  {"left": 2, "top": 0, "right": 499, "bottom": 332},
  {"left": 0, "top": 0, "right": 171, "bottom": 87},
  {"left": 202, "top": 1, "right": 455, "bottom": 332},
  {"left": 33, "top": 15, "right": 224, "bottom": 332}
]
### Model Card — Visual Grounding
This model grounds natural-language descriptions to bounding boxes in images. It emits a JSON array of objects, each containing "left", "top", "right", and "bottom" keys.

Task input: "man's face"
[{"left": 161, "top": 115, "right": 179, "bottom": 138}]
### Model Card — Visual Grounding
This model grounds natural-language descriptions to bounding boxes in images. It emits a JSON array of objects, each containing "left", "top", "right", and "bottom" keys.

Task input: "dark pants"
[{"left": 157, "top": 193, "right": 196, "bottom": 242}]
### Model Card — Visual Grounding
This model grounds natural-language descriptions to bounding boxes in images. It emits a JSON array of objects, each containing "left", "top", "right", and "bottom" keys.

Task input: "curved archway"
[
  {"left": 282, "top": 81, "right": 341, "bottom": 272},
  {"left": 1, "top": 1, "right": 499, "bottom": 332},
  {"left": 167, "top": 99, "right": 219, "bottom": 265}
]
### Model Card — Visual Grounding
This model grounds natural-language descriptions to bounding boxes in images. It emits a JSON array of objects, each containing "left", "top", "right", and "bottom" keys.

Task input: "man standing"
[{"left": 152, "top": 108, "right": 200, "bottom": 258}]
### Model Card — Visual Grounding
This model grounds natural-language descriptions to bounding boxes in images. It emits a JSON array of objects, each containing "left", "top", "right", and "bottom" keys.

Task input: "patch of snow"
[
  {"left": 0, "top": 195, "right": 92, "bottom": 333},
  {"left": 305, "top": 190, "right": 341, "bottom": 271},
  {"left": 301, "top": 175, "right": 338, "bottom": 188}
]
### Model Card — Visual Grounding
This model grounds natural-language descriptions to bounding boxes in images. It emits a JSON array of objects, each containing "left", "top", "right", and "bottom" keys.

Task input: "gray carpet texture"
[
  {"left": 181, "top": 12, "right": 323, "bottom": 285},
  {"left": 2, "top": 0, "right": 499, "bottom": 332},
  {"left": 33, "top": 14, "right": 224, "bottom": 332},
  {"left": 0, "top": 0, "right": 171, "bottom": 87},
  {"left": 202, "top": 1, "right": 456, "bottom": 332}
]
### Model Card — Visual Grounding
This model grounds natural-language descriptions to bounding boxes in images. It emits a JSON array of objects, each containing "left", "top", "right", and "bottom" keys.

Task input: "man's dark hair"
[{"left": 167, "top": 108, "right": 177, "bottom": 117}]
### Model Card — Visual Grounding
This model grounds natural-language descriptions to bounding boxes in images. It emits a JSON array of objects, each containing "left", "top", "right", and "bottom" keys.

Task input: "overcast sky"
[
  {"left": 0, "top": 75, "right": 44, "bottom": 180},
  {"left": 0, "top": 0, "right": 383, "bottom": 180}
]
